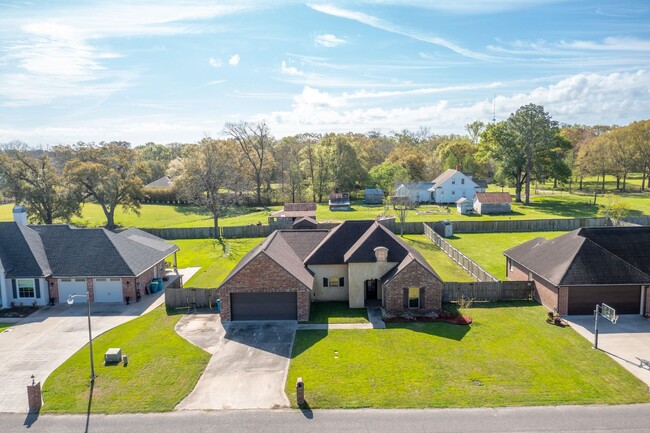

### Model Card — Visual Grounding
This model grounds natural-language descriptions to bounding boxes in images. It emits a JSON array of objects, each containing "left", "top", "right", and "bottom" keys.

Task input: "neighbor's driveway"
[
  {"left": 175, "top": 313, "right": 295, "bottom": 410},
  {"left": 567, "top": 315, "right": 650, "bottom": 387}
]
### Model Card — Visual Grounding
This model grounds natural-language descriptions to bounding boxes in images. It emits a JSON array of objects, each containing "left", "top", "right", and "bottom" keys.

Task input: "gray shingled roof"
[
  {"left": 344, "top": 223, "right": 409, "bottom": 263},
  {"left": 304, "top": 220, "right": 375, "bottom": 265},
  {"left": 0, "top": 222, "right": 51, "bottom": 278},
  {"left": 29, "top": 225, "right": 177, "bottom": 277},
  {"left": 145, "top": 176, "right": 173, "bottom": 188},
  {"left": 504, "top": 228, "right": 650, "bottom": 286}
]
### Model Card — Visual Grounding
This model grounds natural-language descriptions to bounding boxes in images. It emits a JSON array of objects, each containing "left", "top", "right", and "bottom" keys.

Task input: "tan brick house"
[
  {"left": 218, "top": 220, "right": 443, "bottom": 321},
  {"left": 504, "top": 227, "right": 650, "bottom": 316}
]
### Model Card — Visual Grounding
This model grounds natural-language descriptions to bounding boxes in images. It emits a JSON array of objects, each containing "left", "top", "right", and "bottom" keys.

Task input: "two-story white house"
[{"left": 428, "top": 169, "right": 486, "bottom": 204}]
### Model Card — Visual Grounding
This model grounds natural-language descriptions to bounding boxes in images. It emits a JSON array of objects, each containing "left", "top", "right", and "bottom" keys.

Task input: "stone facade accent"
[
  {"left": 218, "top": 253, "right": 310, "bottom": 321},
  {"left": 86, "top": 278, "right": 95, "bottom": 302},
  {"left": 27, "top": 382, "right": 42, "bottom": 413},
  {"left": 558, "top": 286, "right": 569, "bottom": 316},
  {"left": 383, "top": 260, "right": 442, "bottom": 314},
  {"left": 47, "top": 278, "right": 58, "bottom": 303}
]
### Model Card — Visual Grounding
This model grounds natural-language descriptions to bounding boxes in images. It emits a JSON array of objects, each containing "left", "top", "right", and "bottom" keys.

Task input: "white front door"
[
  {"left": 58, "top": 279, "right": 88, "bottom": 303},
  {"left": 93, "top": 278, "right": 123, "bottom": 303}
]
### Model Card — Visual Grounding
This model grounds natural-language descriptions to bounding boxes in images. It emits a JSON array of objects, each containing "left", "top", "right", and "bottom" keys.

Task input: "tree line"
[{"left": 0, "top": 104, "right": 648, "bottom": 230}]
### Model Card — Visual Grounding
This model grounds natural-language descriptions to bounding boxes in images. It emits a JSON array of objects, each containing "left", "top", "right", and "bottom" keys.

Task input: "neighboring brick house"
[
  {"left": 218, "top": 220, "right": 443, "bottom": 321},
  {"left": 0, "top": 207, "right": 178, "bottom": 308},
  {"left": 504, "top": 227, "right": 650, "bottom": 316}
]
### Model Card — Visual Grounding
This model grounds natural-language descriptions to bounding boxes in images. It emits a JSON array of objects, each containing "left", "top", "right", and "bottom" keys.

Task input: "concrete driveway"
[
  {"left": 567, "top": 315, "right": 650, "bottom": 387},
  {"left": 0, "top": 290, "right": 166, "bottom": 413},
  {"left": 175, "top": 313, "right": 295, "bottom": 410}
]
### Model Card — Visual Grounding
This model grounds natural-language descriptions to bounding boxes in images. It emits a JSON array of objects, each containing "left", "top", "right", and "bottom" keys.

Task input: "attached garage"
[
  {"left": 568, "top": 285, "right": 642, "bottom": 315},
  {"left": 231, "top": 292, "right": 297, "bottom": 321},
  {"left": 93, "top": 278, "right": 123, "bottom": 303},
  {"left": 58, "top": 279, "right": 88, "bottom": 303}
]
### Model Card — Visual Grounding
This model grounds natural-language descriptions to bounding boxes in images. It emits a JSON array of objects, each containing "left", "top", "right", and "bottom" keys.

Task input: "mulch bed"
[
  {"left": 0, "top": 306, "right": 39, "bottom": 318},
  {"left": 383, "top": 311, "right": 473, "bottom": 325}
]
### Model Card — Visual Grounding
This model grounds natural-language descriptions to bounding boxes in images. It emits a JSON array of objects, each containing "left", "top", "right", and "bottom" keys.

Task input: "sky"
[{"left": 0, "top": 0, "right": 649, "bottom": 146}]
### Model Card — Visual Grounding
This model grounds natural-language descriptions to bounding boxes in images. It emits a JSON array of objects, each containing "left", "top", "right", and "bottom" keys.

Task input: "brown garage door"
[
  {"left": 568, "top": 285, "right": 641, "bottom": 315},
  {"left": 231, "top": 292, "right": 297, "bottom": 321}
]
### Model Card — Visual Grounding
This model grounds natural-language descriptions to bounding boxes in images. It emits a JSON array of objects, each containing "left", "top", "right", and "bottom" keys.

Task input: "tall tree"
[
  {"left": 65, "top": 142, "right": 148, "bottom": 230},
  {"left": 297, "top": 133, "right": 322, "bottom": 202},
  {"left": 0, "top": 144, "right": 81, "bottom": 224},
  {"left": 479, "top": 121, "right": 527, "bottom": 202},
  {"left": 224, "top": 121, "right": 273, "bottom": 205},
  {"left": 274, "top": 136, "right": 306, "bottom": 203},
  {"left": 577, "top": 134, "right": 614, "bottom": 193},
  {"left": 322, "top": 134, "right": 366, "bottom": 192},
  {"left": 436, "top": 138, "right": 477, "bottom": 171},
  {"left": 386, "top": 144, "right": 428, "bottom": 181},
  {"left": 627, "top": 120, "right": 650, "bottom": 191},
  {"left": 465, "top": 121, "right": 485, "bottom": 145},
  {"left": 506, "top": 104, "right": 562, "bottom": 204},
  {"left": 607, "top": 127, "right": 639, "bottom": 192},
  {"left": 169, "top": 138, "right": 243, "bottom": 235},
  {"left": 368, "top": 162, "right": 409, "bottom": 196}
]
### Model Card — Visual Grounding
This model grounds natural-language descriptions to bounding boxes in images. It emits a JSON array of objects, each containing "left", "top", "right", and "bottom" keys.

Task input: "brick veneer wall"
[
  {"left": 47, "top": 278, "right": 58, "bottom": 303},
  {"left": 645, "top": 285, "right": 650, "bottom": 318},
  {"left": 218, "top": 253, "right": 311, "bottom": 321},
  {"left": 507, "top": 258, "right": 560, "bottom": 313},
  {"left": 383, "top": 260, "right": 442, "bottom": 314}
]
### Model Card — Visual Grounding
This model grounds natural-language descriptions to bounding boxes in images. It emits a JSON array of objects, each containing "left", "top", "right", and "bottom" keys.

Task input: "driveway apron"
[{"left": 176, "top": 315, "right": 295, "bottom": 410}]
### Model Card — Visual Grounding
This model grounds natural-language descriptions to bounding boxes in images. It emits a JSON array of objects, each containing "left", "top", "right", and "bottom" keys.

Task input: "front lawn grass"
[
  {"left": 446, "top": 231, "right": 567, "bottom": 280},
  {"left": 403, "top": 235, "right": 474, "bottom": 282},
  {"left": 0, "top": 322, "right": 12, "bottom": 333},
  {"left": 171, "top": 238, "right": 264, "bottom": 287},
  {"left": 307, "top": 302, "right": 369, "bottom": 324},
  {"left": 286, "top": 302, "right": 650, "bottom": 408},
  {"left": 42, "top": 306, "right": 210, "bottom": 414}
]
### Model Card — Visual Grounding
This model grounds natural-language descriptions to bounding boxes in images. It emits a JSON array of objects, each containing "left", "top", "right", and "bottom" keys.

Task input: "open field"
[
  {"left": 446, "top": 231, "right": 566, "bottom": 280},
  {"left": 286, "top": 302, "right": 650, "bottom": 408},
  {"left": 42, "top": 306, "right": 210, "bottom": 414},
  {"left": 171, "top": 238, "right": 264, "bottom": 287},
  {"left": 1, "top": 189, "right": 648, "bottom": 229},
  {"left": 402, "top": 235, "right": 474, "bottom": 282}
]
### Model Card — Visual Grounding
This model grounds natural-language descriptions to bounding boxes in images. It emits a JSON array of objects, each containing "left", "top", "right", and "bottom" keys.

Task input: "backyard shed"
[
  {"left": 433, "top": 220, "right": 453, "bottom": 238},
  {"left": 269, "top": 202, "right": 317, "bottom": 223},
  {"left": 456, "top": 197, "right": 473, "bottom": 214},
  {"left": 329, "top": 193, "right": 351, "bottom": 211},
  {"left": 364, "top": 188, "right": 384, "bottom": 205},
  {"left": 473, "top": 192, "right": 512, "bottom": 214}
]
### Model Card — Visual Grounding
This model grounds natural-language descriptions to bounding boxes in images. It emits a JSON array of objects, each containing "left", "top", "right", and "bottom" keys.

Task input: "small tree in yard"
[
  {"left": 393, "top": 197, "right": 414, "bottom": 236},
  {"left": 597, "top": 194, "right": 629, "bottom": 225}
]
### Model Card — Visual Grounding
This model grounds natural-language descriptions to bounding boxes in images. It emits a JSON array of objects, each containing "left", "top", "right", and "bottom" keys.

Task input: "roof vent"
[
  {"left": 374, "top": 246, "right": 388, "bottom": 262},
  {"left": 13, "top": 205, "right": 27, "bottom": 225}
]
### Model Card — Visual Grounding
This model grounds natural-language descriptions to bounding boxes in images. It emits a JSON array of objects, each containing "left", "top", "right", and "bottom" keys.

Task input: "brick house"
[
  {"left": 504, "top": 227, "right": 650, "bottom": 315},
  {"left": 218, "top": 220, "right": 443, "bottom": 321},
  {"left": 0, "top": 207, "right": 178, "bottom": 308}
]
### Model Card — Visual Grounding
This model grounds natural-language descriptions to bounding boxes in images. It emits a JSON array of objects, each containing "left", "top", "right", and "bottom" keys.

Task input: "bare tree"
[{"left": 224, "top": 121, "right": 273, "bottom": 205}]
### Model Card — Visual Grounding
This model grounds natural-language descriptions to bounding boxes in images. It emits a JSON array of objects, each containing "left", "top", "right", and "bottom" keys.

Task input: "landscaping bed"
[
  {"left": 0, "top": 306, "right": 39, "bottom": 318},
  {"left": 286, "top": 301, "right": 650, "bottom": 408},
  {"left": 383, "top": 310, "right": 473, "bottom": 325}
]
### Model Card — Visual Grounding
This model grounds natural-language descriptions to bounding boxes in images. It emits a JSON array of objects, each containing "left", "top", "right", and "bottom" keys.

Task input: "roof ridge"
[
  {"left": 103, "top": 229, "right": 146, "bottom": 275},
  {"left": 343, "top": 223, "right": 379, "bottom": 263},
  {"left": 303, "top": 222, "right": 342, "bottom": 264}
]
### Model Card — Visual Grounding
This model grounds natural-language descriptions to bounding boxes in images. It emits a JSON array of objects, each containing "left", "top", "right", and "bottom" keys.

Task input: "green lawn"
[
  {"left": 0, "top": 322, "right": 12, "bottom": 333},
  {"left": 286, "top": 302, "right": 650, "bottom": 408},
  {"left": 446, "top": 231, "right": 567, "bottom": 280},
  {"left": 1, "top": 188, "right": 648, "bottom": 229},
  {"left": 307, "top": 302, "right": 369, "bottom": 324},
  {"left": 42, "top": 306, "right": 210, "bottom": 413},
  {"left": 403, "top": 235, "right": 475, "bottom": 282},
  {"left": 171, "top": 238, "right": 264, "bottom": 287}
]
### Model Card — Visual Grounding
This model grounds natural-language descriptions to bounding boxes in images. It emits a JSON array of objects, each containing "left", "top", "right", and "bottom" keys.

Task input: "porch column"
[
  {"left": 173, "top": 252, "right": 177, "bottom": 269},
  {"left": 0, "top": 271, "right": 8, "bottom": 309}
]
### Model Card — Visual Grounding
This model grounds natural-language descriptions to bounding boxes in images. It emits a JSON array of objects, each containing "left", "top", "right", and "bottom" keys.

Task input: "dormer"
[{"left": 374, "top": 246, "right": 388, "bottom": 262}]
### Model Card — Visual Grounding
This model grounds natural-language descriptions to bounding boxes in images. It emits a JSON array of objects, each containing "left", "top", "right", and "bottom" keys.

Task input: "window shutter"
[
  {"left": 35, "top": 279, "right": 41, "bottom": 298},
  {"left": 419, "top": 287, "right": 425, "bottom": 309},
  {"left": 11, "top": 279, "right": 17, "bottom": 298},
  {"left": 323, "top": 278, "right": 328, "bottom": 287},
  {"left": 403, "top": 288, "right": 409, "bottom": 309},
  {"left": 339, "top": 277, "right": 345, "bottom": 287}
]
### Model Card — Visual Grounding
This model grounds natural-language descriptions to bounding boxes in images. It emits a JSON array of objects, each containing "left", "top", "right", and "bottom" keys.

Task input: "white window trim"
[{"left": 17, "top": 278, "right": 36, "bottom": 299}]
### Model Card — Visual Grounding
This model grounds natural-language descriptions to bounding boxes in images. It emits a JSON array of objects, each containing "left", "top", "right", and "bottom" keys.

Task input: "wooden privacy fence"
[
  {"left": 443, "top": 281, "right": 534, "bottom": 302},
  {"left": 165, "top": 287, "right": 218, "bottom": 309},
  {"left": 423, "top": 223, "right": 498, "bottom": 282},
  {"left": 450, "top": 217, "right": 611, "bottom": 233}
]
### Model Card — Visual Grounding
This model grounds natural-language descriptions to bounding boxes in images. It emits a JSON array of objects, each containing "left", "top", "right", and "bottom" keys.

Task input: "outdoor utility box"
[
  {"left": 434, "top": 220, "right": 453, "bottom": 238},
  {"left": 105, "top": 348, "right": 122, "bottom": 364}
]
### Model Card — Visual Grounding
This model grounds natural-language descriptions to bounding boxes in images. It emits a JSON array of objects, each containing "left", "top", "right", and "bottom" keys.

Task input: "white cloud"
[
  {"left": 315, "top": 33, "right": 346, "bottom": 47},
  {"left": 307, "top": 4, "right": 494, "bottom": 61},
  {"left": 280, "top": 61, "right": 305, "bottom": 76},
  {"left": 209, "top": 57, "right": 222, "bottom": 68},
  {"left": 229, "top": 54, "right": 241, "bottom": 66}
]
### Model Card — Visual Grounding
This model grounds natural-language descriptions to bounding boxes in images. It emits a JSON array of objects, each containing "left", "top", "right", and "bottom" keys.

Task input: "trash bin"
[{"left": 216, "top": 299, "right": 221, "bottom": 313}]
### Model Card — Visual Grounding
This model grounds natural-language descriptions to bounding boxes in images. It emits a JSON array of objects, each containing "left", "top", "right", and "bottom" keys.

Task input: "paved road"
[
  {"left": 176, "top": 316, "right": 295, "bottom": 410},
  {"left": 567, "top": 314, "right": 650, "bottom": 387},
  {"left": 4, "top": 405, "right": 650, "bottom": 433}
]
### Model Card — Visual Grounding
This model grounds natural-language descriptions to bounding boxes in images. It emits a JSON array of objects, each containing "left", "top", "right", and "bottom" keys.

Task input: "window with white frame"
[
  {"left": 17, "top": 279, "right": 35, "bottom": 298},
  {"left": 408, "top": 287, "right": 420, "bottom": 308}
]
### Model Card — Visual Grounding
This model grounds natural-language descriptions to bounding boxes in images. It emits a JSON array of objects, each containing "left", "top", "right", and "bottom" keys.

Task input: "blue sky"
[{"left": 1, "top": 0, "right": 649, "bottom": 146}]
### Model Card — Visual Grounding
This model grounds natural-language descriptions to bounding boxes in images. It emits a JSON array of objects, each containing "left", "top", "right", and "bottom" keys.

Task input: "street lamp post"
[{"left": 67, "top": 292, "right": 95, "bottom": 383}]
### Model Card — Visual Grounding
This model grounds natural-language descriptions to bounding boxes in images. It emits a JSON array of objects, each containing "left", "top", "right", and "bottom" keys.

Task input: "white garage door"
[
  {"left": 93, "top": 278, "right": 123, "bottom": 303},
  {"left": 58, "top": 279, "right": 88, "bottom": 303}
]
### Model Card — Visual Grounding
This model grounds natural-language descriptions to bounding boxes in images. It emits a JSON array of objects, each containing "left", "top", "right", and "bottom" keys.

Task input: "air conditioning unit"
[{"left": 104, "top": 348, "right": 122, "bottom": 364}]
